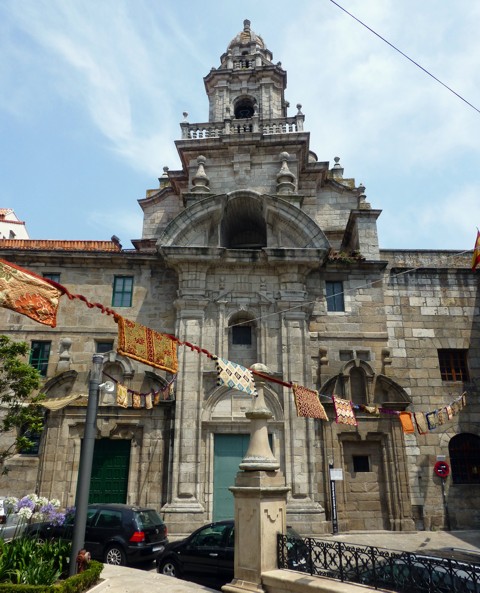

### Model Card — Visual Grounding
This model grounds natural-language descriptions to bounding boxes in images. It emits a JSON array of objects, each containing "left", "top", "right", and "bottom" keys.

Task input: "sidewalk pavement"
[
  {"left": 88, "top": 530, "right": 480, "bottom": 593},
  {"left": 90, "top": 564, "right": 218, "bottom": 593}
]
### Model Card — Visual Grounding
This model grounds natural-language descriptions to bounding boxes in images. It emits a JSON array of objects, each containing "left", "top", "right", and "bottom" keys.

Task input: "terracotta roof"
[
  {"left": 0, "top": 239, "right": 122, "bottom": 252},
  {"left": 0, "top": 219, "right": 25, "bottom": 225},
  {"left": 0, "top": 209, "right": 13, "bottom": 217}
]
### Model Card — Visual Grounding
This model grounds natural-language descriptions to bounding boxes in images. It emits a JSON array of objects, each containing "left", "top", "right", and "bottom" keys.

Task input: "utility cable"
[{"left": 329, "top": 0, "right": 480, "bottom": 116}]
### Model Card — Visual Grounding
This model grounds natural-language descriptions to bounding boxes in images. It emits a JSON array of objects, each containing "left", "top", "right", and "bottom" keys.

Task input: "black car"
[
  {"left": 156, "top": 519, "right": 306, "bottom": 589},
  {"left": 26, "top": 503, "right": 168, "bottom": 566}
]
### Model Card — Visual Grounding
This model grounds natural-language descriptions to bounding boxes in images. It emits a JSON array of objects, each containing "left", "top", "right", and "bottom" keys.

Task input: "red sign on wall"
[{"left": 434, "top": 460, "right": 450, "bottom": 478}]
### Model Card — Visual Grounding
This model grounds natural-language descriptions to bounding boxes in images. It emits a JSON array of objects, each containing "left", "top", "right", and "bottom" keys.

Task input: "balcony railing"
[
  {"left": 180, "top": 114, "right": 304, "bottom": 140},
  {"left": 277, "top": 534, "right": 480, "bottom": 593}
]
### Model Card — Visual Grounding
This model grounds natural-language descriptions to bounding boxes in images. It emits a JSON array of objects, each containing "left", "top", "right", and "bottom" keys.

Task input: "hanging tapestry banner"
[
  {"left": 332, "top": 395, "right": 358, "bottom": 426},
  {"left": 214, "top": 357, "right": 257, "bottom": 396},
  {"left": 117, "top": 316, "right": 178, "bottom": 374},
  {"left": 0, "top": 258, "right": 64, "bottom": 327},
  {"left": 293, "top": 384, "right": 329, "bottom": 420}
]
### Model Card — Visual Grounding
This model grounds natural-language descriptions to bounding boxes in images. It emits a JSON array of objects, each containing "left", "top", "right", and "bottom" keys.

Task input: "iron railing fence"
[{"left": 277, "top": 534, "right": 480, "bottom": 593}]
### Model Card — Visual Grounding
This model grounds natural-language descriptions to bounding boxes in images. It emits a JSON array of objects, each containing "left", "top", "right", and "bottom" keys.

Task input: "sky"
[{"left": 1, "top": 0, "right": 479, "bottom": 251}]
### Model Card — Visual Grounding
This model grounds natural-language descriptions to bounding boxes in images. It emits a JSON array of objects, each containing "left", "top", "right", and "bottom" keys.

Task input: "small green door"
[
  {"left": 89, "top": 439, "right": 131, "bottom": 503},
  {"left": 213, "top": 434, "right": 250, "bottom": 522}
]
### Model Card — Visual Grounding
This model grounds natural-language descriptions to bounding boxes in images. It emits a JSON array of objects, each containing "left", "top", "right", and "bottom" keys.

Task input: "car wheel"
[
  {"left": 104, "top": 543, "right": 127, "bottom": 566},
  {"left": 158, "top": 558, "right": 181, "bottom": 578}
]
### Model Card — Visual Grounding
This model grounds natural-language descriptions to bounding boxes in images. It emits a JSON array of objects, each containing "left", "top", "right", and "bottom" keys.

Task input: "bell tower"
[{"left": 203, "top": 19, "right": 288, "bottom": 124}]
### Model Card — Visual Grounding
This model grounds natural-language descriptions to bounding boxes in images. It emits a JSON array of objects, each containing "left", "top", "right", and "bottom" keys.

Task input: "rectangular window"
[
  {"left": 438, "top": 349, "right": 469, "bottom": 382},
  {"left": 353, "top": 455, "right": 370, "bottom": 472},
  {"left": 112, "top": 276, "right": 133, "bottom": 307},
  {"left": 326, "top": 281, "right": 344, "bottom": 312},
  {"left": 96, "top": 340, "right": 114, "bottom": 354},
  {"left": 232, "top": 326, "right": 252, "bottom": 345},
  {"left": 29, "top": 341, "right": 51, "bottom": 377},
  {"left": 43, "top": 273, "right": 61, "bottom": 283},
  {"left": 19, "top": 427, "right": 41, "bottom": 455}
]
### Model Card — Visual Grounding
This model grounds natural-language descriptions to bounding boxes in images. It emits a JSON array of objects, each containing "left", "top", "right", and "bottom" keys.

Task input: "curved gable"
[{"left": 157, "top": 190, "right": 330, "bottom": 250}]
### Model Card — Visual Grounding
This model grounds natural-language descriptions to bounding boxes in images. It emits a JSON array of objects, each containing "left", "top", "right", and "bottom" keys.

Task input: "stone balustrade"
[{"left": 180, "top": 115, "right": 304, "bottom": 139}]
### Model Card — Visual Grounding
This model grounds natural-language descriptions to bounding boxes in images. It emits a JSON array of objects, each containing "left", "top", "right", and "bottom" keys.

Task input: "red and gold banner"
[{"left": 0, "top": 258, "right": 64, "bottom": 327}]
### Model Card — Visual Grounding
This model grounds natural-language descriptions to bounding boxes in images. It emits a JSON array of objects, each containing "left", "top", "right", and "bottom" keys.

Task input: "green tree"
[{"left": 0, "top": 335, "right": 45, "bottom": 470}]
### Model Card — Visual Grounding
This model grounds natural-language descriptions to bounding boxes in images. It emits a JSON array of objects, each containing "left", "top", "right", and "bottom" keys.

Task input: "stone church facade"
[{"left": 0, "top": 20, "right": 478, "bottom": 536}]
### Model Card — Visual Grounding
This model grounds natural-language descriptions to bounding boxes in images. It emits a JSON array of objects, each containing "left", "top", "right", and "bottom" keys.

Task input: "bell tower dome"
[{"left": 204, "top": 19, "right": 288, "bottom": 124}]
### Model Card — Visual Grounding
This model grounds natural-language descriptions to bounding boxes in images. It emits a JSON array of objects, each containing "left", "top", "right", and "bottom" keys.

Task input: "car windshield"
[{"left": 135, "top": 510, "right": 163, "bottom": 529}]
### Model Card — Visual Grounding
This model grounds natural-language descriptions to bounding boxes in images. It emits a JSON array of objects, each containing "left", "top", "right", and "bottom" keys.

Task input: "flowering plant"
[{"left": 3, "top": 493, "right": 66, "bottom": 526}]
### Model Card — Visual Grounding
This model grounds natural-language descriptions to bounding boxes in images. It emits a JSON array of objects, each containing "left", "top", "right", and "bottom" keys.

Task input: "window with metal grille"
[
  {"left": 112, "top": 276, "right": 133, "bottom": 307},
  {"left": 438, "top": 349, "right": 469, "bottom": 382},
  {"left": 29, "top": 341, "right": 51, "bottom": 377},
  {"left": 326, "top": 281, "right": 344, "bottom": 312},
  {"left": 449, "top": 433, "right": 480, "bottom": 484}
]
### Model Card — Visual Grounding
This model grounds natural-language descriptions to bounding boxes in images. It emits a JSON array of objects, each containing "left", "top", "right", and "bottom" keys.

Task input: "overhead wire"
[
  {"left": 328, "top": 0, "right": 480, "bottom": 116},
  {"left": 229, "top": 248, "right": 473, "bottom": 329}
]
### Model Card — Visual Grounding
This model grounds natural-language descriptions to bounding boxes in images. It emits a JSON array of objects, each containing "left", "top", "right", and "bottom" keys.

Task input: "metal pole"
[
  {"left": 68, "top": 354, "right": 103, "bottom": 575},
  {"left": 441, "top": 477, "right": 451, "bottom": 531},
  {"left": 329, "top": 463, "right": 338, "bottom": 534}
]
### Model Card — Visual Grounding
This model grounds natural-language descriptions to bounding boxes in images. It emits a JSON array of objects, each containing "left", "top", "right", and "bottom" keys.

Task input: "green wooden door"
[
  {"left": 89, "top": 439, "right": 131, "bottom": 503},
  {"left": 213, "top": 434, "right": 250, "bottom": 522}
]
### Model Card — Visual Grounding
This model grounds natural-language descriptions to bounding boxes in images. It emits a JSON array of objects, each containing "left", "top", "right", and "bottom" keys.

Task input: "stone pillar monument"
[{"left": 222, "top": 364, "right": 290, "bottom": 593}]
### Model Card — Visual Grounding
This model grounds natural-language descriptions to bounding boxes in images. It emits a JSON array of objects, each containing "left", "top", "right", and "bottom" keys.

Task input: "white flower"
[
  {"left": 17, "top": 507, "right": 33, "bottom": 519},
  {"left": 50, "top": 499, "right": 61, "bottom": 508},
  {"left": 36, "top": 497, "right": 49, "bottom": 508}
]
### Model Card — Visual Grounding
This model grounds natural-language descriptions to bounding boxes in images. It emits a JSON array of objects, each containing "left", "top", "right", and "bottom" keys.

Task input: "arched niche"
[
  {"left": 44, "top": 370, "right": 78, "bottom": 398},
  {"left": 202, "top": 385, "right": 283, "bottom": 423},
  {"left": 157, "top": 190, "right": 330, "bottom": 252}
]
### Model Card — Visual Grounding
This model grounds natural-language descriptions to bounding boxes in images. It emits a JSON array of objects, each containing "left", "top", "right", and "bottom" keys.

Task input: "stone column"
[{"left": 223, "top": 364, "right": 289, "bottom": 593}]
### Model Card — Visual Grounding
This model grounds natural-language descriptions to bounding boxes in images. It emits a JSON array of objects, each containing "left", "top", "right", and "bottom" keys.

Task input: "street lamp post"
[{"left": 68, "top": 354, "right": 103, "bottom": 576}]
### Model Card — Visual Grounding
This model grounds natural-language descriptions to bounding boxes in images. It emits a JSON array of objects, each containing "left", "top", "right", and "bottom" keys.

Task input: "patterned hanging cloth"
[
  {"left": 132, "top": 393, "right": 142, "bottom": 409},
  {"left": 426, "top": 410, "right": 438, "bottom": 430},
  {"left": 116, "top": 384, "right": 129, "bottom": 408},
  {"left": 437, "top": 408, "right": 447, "bottom": 426},
  {"left": 398, "top": 412, "right": 415, "bottom": 434},
  {"left": 214, "top": 357, "right": 257, "bottom": 396},
  {"left": 332, "top": 395, "right": 358, "bottom": 426},
  {"left": 117, "top": 316, "right": 178, "bottom": 374},
  {"left": 145, "top": 393, "right": 153, "bottom": 410},
  {"left": 414, "top": 412, "right": 429, "bottom": 435},
  {"left": 0, "top": 258, "right": 65, "bottom": 327},
  {"left": 292, "top": 384, "right": 328, "bottom": 420}
]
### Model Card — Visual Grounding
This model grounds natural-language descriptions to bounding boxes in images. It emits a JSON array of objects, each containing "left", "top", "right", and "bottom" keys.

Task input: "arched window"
[
  {"left": 449, "top": 433, "right": 480, "bottom": 484},
  {"left": 350, "top": 367, "right": 367, "bottom": 405},
  {"left": 234, "top": 98, "right": 255, "bottom": 119}
]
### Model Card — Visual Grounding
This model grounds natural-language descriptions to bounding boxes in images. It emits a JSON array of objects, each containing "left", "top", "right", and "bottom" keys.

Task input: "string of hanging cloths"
[{"left": 0, "top": 257, "right": 470, "bottom": 431}]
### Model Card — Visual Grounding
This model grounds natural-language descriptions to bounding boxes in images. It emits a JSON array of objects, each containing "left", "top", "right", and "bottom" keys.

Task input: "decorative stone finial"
[
  {"left": 182, "top": 111, "right": 188, "bottom": 121},
  {"left": 331, "top": 156, "right": 344, "bottom": 179},
  {"left": 191, "top": 155, "right": 211, "bottom": 194},
  {"left": 296, "top": 103, "right": 303, "bottom": 115},
  {"left": 276, "top": 152, "right": 296, "bottom": 195},
  {"left": 244, "top": 19, "right": 251, "bottom": 31},
  {"left": 357, "top": 183, "right": 371, "bottom": 209},
  {"left": 159, "top": 166, "right": 170, "bottom": 188}
]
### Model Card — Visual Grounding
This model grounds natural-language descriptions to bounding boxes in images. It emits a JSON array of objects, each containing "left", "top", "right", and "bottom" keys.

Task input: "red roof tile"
[{"left": 0, "top": 239, "right": 122, "bottom": 252}]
